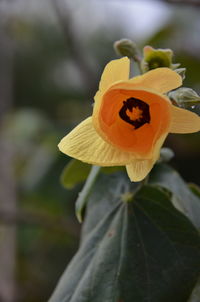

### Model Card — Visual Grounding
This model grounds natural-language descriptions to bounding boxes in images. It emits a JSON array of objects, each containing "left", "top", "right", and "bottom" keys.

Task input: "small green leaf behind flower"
[
  {"left": 61, "top": 159, "right": 125, "bottom": 190},
  {"left": 60, "top": 159, "right": 91, "bottom": 189}
]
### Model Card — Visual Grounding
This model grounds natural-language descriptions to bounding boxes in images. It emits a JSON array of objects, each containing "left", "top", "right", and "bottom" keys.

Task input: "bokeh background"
[{"left": 0, "top": 0, "right": 200, "bottom": 301}]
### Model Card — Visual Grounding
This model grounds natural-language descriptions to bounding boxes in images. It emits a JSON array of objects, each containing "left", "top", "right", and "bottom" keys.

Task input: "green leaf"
[
  {"left": 60, "top": 159, "right": 91, "bottom": 189},
  {"left": 189, "top": 183, "right": 200, "bottom": 199},
  {"left": 101, "top": 166, "right": 125, "bottom": 174},
  {"left": 49, "top": 172, "right": 200, "bottom": 302},
  {"left": 149, "top": 163, "right": 200, "bottom": 230},
  {"left": 188, "top": 278, "right": 200, "bottom": 302},
  {"left": 60, "top": 160, "right": 124, "bottom": 190}
]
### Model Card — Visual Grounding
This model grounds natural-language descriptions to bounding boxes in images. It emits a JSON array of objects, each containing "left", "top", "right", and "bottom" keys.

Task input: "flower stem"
[{"left": 133, "top": 54, "right": 143, "bottom": 74}]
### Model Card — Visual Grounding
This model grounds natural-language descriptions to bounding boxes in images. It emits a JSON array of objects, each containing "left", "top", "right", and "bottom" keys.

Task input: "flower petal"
[
  {"left": 126, "top": 132, "right": 168, "bottom": 182},
  {"left": 128, "top": 68, "right": 182, "bottom": 94},
  {"left": 126, "top": 159, "right": 156, "bottom": 182},
  {"left": 170, "top": 105, "right": 200, "bottom": 133},
  {"left": 58, "top": 117, "right": 135, "bottom": 166},
  {"left": 99, "top": 57, "right": 130, "bottom": 92},
  {"left": 93, "top": 87, "right": 171, "bottom": 159}
]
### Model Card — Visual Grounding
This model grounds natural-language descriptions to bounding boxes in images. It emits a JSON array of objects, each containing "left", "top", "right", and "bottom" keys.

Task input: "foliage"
[{"left": 49, "top": 166, "right": 200, "bottom": 302}]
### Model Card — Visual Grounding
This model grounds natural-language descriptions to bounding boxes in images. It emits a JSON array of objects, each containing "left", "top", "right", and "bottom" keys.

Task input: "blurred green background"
[{"left": 0, "top": 0, "right": 200, "bottom": 301}]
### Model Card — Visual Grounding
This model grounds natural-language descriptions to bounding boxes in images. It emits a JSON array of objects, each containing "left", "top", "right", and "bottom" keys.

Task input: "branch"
[
  {"left": 164, "top": 0, "right": 200, "bottom": 7},
  {"left": 0, "top": 209, "right": 80, "bottom": 236},
  {"left": 51, "top": 0, "right": 96, "bottom": 90},
  {"left": 105, "top": 0, "right": 200, "bottom": 7}
]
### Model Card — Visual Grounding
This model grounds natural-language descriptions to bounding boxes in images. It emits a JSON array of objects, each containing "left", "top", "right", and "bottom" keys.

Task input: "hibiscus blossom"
[{"left": 58, "top": 57, "right": 200, "bottom": 181}]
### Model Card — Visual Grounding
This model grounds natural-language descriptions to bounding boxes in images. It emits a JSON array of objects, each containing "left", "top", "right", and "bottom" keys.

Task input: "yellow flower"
[{"left": 58, "top": 57, "right": 200, "bottom": 182}]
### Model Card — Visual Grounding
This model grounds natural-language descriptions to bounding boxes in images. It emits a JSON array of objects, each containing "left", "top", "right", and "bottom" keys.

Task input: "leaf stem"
[{"left": 76, "top": 165, "right": 101, "bottom": 223}]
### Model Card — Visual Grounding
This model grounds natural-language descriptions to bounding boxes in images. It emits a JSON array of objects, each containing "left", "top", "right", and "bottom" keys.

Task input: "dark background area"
[{"left": 0, "top": 0, "right": 200, "bottom": 301}]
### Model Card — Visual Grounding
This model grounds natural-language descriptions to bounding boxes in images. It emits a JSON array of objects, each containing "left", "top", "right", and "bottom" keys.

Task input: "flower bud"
[
  {"left": 114, "top": 39, "right": 140, "bottom": 60},
  {"left": 141, "top": 45, "right": 180, "bottom": 73},
  {"left": 168, "top": 87, "right": 200, "bottom": 109},
  {"left": 159, "top": 148, "right": 174, "bottom": 163}
]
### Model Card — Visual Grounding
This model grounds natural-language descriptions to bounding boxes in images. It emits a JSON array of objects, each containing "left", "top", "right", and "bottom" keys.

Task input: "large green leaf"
[
  {"left": 49, "top": 172, "right": 200, "bottom": 302},
  {"left": 149, "top": 163, "right": 200, "bottom": 230}
]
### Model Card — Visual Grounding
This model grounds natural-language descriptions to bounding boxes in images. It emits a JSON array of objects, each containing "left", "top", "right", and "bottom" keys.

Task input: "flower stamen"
[
  {"left": 126, "top": 106, "right": 143, "bottom": 121},
  {"left": 119, "top": 97, "right": 151, "bottom": 129}
]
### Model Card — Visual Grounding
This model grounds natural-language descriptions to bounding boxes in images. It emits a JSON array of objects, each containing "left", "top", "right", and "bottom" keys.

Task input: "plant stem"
[
  {"left": 133, "top": 54, "right": 143, "bottom": 74},
  {"left": 76, "top": 166, "right": 101, "bottom": 223}
]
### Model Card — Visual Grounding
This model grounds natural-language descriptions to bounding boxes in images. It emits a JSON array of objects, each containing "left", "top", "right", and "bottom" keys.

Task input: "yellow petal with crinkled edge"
[
  {"left": 126, "top": 159, "right": 156, "bottom": 182},
  {"left": 99, "top": 57, "right": 130, "bottom": 92},
  {"left": 128, "top": 67, "right": 182, "bottom": 94},
  {"left": 58, "top": 117, "right": 136, "bottom": 166},
  {"left": 126, "top": 132, "right": 168, "bottom": 182},
  {"left": 170, "top": 105, "right": 200, "bottom": 133}
]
